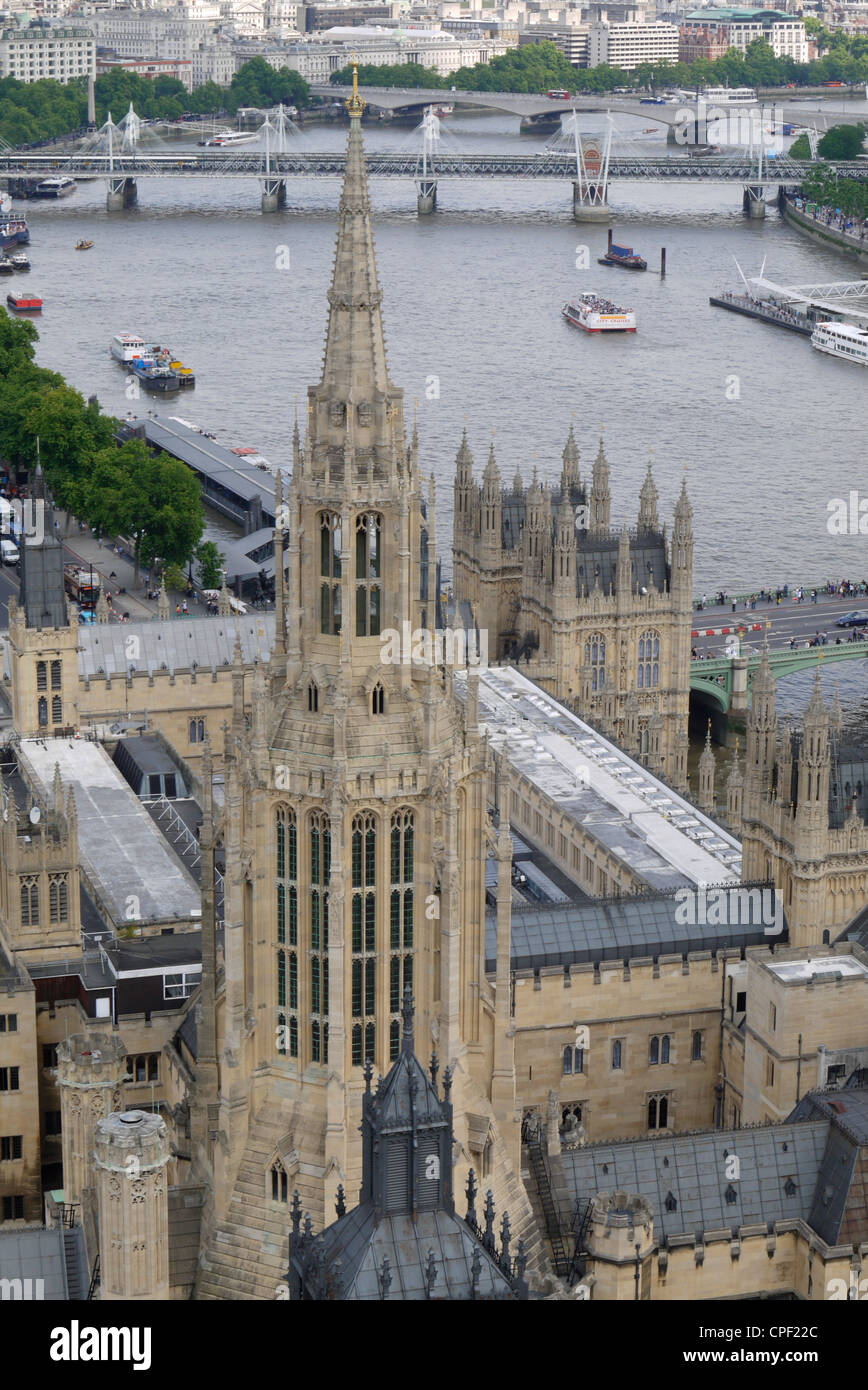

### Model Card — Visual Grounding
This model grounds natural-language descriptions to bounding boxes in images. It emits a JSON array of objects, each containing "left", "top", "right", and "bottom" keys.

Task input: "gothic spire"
[
  {"left": 561, "top": 423, "right": 580, "bottom": 490},
  {"left": 638, "top": 458, "right": 659, "bottom": 533},
  {"left": 307, "top": 66, "right": 401, "bottom": 462}
]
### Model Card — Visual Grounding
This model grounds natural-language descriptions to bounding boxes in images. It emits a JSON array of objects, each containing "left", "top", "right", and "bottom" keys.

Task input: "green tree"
[
  {"left": 85, "top": 440, "right": 204, "bottom": 584},
  {"left": 195, "top": 539, "right": 225, "bottom": 588},
  {"left": 817, "top": 122, "right": 866, "bottom": 159},
  {"left": 789, "top": 132, "right": 811, "bottom": 159}
]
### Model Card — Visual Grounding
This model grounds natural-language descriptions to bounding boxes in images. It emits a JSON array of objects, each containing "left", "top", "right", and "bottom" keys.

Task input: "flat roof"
[
  {"left": 130, "top": 415, "right": 279, "bottom": 515},
  {"left": 18, "top": 738, "right": 201, "bottom": 929},
  {"left": 768, "top": 955, "right": 868, "bottom": 983},
  {"left": 462, "top": 666, "right": 742, "bottom": 891}
]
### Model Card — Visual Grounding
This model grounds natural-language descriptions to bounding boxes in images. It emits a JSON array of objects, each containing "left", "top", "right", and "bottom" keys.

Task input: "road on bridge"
[{"left": 691, "top": 590, "right": 868, "bottom": 657}]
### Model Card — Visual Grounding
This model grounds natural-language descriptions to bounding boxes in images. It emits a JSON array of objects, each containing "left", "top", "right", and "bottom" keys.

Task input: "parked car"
[{"left": 835, "top": 610, "right": 868, "bottom": 627}]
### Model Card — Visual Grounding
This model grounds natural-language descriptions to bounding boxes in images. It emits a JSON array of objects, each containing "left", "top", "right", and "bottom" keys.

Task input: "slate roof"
[
  {"left": 317, "top": 1206, "right": 513, "bottom": 1301},
  {"left": 561, "top": 1122, "right": 828, "bottom": 1242},
  {"left": 130, "top": 415, "right": 279, "bottom": 515},
  {"left": 484, "top": 885, "right": 786, "bottom": 972}
]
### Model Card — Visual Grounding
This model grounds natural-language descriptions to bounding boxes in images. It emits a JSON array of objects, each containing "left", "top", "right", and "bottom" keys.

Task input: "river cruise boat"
[
  {"left": 811, "top": 320, "right": 868, "bottom": 366},
  {"left": 562, "top": 293, "right": 636, "bottom": 333},
  {"left": 7, "top": 291, "right": 42, "bottom": 312},
  {"left": 34, "top": 176, "right": 76, "bottom": 198},
  {"left": 201, "top": 129, "right": 259, "bottom": 147},
  {"left": 700, "top": 86, "right": 757, "bottom": 103},
  {"left": 0, "top": 203, "right": 28, "bottom": 249},
  {"left": 0, "top": 256, "right": 14, "bottom": 276},
  {"left": 10, "top": 252, "right": 29, "bottom": 270}
]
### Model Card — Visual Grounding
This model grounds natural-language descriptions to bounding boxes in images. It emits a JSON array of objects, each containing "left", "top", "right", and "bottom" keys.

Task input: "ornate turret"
[
  {"left": 670, "top": 471, "right": 693, "bottom": 602},
  {"left": 726, "top": 738, "right": 744, "bottom": 828},
  {"left": 746, "top": 642, "right": 777, "bottom": 796},
  {"left": 480, "top": 440, "right": 502, "bottom": 562},
  {"left": 698, "top": 720, "right": 715, "bottom": 815},
  {"left": 795, "top": 665, "right": 830, "bottom": 831},
  {"left": 589, "top": 433, "right": 610, "bottom": 536},
  {"left": 638, "top": 459, "right": 659, "bottom": 534},
  {"left": 454, "top": 428, "right": 474, "bottom": 537},
  {"left": 561, "top": 423, "right": 581, "bottom": 493}
]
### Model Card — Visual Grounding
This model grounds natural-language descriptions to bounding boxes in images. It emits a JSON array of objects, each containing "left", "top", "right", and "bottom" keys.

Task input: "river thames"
[{"left": 16, "top": 106, "right": 868, "bottom": 741}]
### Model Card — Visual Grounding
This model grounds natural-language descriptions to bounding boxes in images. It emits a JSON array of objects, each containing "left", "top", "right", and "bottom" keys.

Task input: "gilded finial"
[{"left": 346, "top": 57, "right": 365, "bottom": 119}]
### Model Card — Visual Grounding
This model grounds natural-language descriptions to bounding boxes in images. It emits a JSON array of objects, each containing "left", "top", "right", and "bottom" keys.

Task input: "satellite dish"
[{"left": 29, "top": 806, "right": 41, "bottom": 825}]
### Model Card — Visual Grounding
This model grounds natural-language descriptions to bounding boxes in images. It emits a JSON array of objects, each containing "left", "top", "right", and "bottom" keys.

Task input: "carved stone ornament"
[{"left": 357, "top": 401, "right": 373, "bottom": 426}]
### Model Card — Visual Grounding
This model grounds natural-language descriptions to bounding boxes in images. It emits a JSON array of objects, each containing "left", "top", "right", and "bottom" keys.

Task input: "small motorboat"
[
  {"left": 643, "top": 126, "right": 658, "bottom": 133},
  {"left": 75, "top": 239, "right": 94, "bottom": 251},
  {"left": 7, "top": 291, "right": 42, "bottom": 312},
  {"left": 0, "top": 256, "right": 14, "bottom": 276},
  {"left": 10, "top": 253, "right": 29, "bottom": 270}
]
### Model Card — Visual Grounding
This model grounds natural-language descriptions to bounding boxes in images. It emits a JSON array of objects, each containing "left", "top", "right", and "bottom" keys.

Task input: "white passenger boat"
[
  {"left": 203, "top": 129, "right": 260, "bottom": 146},
  {"left": 562, "top": 293, "right": 636, "bottom": 333},
  {"left": 110, "top": 332, "right": 148, "bottom": 363},
  {"left": 811, "top": 320, "right": 868, "bottom": 366}
]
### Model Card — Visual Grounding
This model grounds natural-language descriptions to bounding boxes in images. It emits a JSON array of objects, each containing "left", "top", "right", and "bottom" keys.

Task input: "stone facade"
[{"left": 453, "top": 437, "right": 693, "bottom": 790}]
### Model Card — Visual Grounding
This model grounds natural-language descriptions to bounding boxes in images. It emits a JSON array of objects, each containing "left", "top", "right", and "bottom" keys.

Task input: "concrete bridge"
[
  {"left": 314, "top": 84, "right": 864, "bottom": 133},
  {"left": 690, "top": 643, "right": 868, "bottom": 719}
]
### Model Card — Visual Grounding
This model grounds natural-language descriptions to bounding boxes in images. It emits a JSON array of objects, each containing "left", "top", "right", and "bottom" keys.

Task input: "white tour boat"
[
  {"left": 110, "top": 332, "right": 149, "bottom": 363},
  {"left": 811, "top": 320, "right": 868, "bottom": 366},
  {"left": 562, "top": 293, "right": 636, "bottom": 333},
  {"left": 204, "top": 129, "right": 260, "bottom": 146}
]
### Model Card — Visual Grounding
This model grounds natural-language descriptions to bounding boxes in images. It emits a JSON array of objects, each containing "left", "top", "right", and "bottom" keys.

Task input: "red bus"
[{"left": 547, "top": 89, "right": 571, "bottom": 100}]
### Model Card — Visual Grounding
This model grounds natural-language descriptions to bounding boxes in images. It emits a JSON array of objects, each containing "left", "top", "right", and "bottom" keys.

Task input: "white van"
[{"left": 1, "top": 537, "right": 19, "bottom": 565}]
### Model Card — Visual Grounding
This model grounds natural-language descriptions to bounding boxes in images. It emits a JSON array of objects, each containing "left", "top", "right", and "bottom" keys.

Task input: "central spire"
[{"left": 307, "top": 62, "right": 403, "bottom": 467}]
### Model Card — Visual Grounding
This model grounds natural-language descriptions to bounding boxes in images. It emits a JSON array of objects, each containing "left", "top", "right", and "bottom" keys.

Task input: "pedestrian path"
[{"left": 58, "top": 516, "right": 212, "bottom": 623}]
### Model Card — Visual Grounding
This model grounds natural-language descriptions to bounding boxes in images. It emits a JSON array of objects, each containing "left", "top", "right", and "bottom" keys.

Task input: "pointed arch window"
[
  {"left": 351, "top": 811, "right": 377, "bottom": 1065},
  {"left": 371, "top": 682, "right": 385, "bottom": 716},
  {"left": 49, "top": 874, "right": 68, "bottom": 924},
  {"left": 648, "top": 1095, "right": 669, "bottom": 1130},
  {"left": 319, "top": 512, "right": 342, "bottom": 636},
  {"left": 308, "top": 681, "right": 318, "bottom": 713},
  {"left": 271, "top": 1160, "right": 288, "bottom": 1203},
  {"left": 638, "top": 630, "right": 660, "bottom": 689},
  {"left": 51, "top": 660, "right": 61, "bottom": 691},
  {"left": 276, "top": 807, "right": 298, "bottom": 1056},
  {"left": 390, "top": 809, "right": 414, "bottom": 1049},
  {"left": 38, "top": 696, "right": 48, "bottom": 728},
  {"left": 355, "top": 512, "right": 382, "bottom": 637},
  {"left": 20, "top": 876, "right": 38, "bottom": 927},
  {"left": 52, "top": 695, "right": 62, "bottom": 724},
  {"left": 584, "top": 634, "right": 606, "bottom": 693},
  {"left": 310, "top": 811, "right": 330, "bottom": 1064},
  {"left": 36, "top": 661, "right": 47, "bottom": 692}
]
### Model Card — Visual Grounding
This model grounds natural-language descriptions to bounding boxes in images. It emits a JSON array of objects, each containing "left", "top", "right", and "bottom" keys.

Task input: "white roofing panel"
[{"left": 19, "top": 738, "right": 201, "bottom": 928}]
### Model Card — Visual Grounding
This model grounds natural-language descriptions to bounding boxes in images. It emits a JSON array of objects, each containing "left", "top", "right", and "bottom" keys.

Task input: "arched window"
[
  {"left": 50, "top": 660, "right": 61, "bottom": 691},
  {"left": 38, "top": 697, "right": 47, "bottom": 728},
  {"left": 563, "top": 1045, "right": 573, "bottom": 1075},
  {"left": 310, "top": 811, "right": 330, "bottom": 1064},
  {"left": 371, "top": 682, "right": 385, "bottom": 716},
  {"left": 308, "top": 682, "right": 318, "bottom": 713},
  {"left": 320, "top": 512, "right": 342, "bottom": 636},
  {"left": 584, "top": 634, "right": 606, "bottom": 693},
  {"left": 389, "top": 1018, "right": 400, "bottom": 1061},
  {"left": 648, "top": 1095, "right": 668, "bottom": 1130},
  {"left": 36, "top": 661, "right": 47, "bottom": 691},
  {"left": 277, "top": 1013, "right": 287, "bottom": 1055},
  {"left": 390, "top": 809, "right": 414, "bottom": 1046},
  {"left": 189, "top": 718, "right": 204, "bottom": 743},
  {"left": 276, "top": 807, "right": 298, "bottom": 1057},
  {"left": 692, "top": 1030, "right": 702, "bottom": 1061},
  {"left": 351, "top": 812, "right": 377, "bottom": 1065},
  {"left": 49, "top": 875, "right": 68, "bottom": 924},
  {"left": 355, "top": 512, "right": 382, "bottom": 637},
  {"left": 648, "top": 1097, "right": 657, "bottom": 1129},
  {"left": 661, "top": 1034, "right": 670, "bottom": 1064},
  {"left": 638, "top": 630, "right": 660, "bottom": 689},
  {"left": 271, "top": 1161, "right": 288, "bottom": 1203},
  {"left": 51, "top": 695, "right": 62, "bottom": 724},
  {"left": 649, "top": 1035, "right": 659, "bottom": 1066},
  {"left": 612, "top": 1039, "right": 622, "bottom": 1070},
  {"left": 20, "top": 876, "right": 38, "bottom": 927}
]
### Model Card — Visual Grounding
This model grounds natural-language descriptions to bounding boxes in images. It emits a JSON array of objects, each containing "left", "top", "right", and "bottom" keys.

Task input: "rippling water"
[{"left": 17, "top": 109, "right": 867, "bottom": 721}]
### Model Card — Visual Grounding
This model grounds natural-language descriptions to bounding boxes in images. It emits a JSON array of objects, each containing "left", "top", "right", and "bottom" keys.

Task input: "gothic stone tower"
[
  {"left": 197, "top": 75, "right": 526, "bottom": 1290},
  {"left": 453, "top": 433, "right": 694, "bottom": 790},
  {"left": 739, "top": 659, "right": 868, "bottom": 946}
]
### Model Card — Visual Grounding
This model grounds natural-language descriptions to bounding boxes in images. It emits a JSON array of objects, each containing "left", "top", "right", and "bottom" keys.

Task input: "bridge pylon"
[
  {"left": 415, "top": 106, "right": 439, "bottom": 215},
  {"left": 569, "top": 110, "right": 612, "bottom": 223}
]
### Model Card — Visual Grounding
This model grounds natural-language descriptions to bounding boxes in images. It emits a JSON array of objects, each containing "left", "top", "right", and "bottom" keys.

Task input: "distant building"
[
  {"left": 680, "top": 8, "right": 808, "bottom": 62},
  {"left": 96, "top": 51, "right": 193, "bottom": 88},
  {"left": 678, "top": 21, "right": 730, "bottom": 61},
  {"left": 83, "top": 6, "right": 234, "bottom": 87},
  {"left": 0, "top": 24, "right": 95, "bottom": 83},
  {"left": 587, "top": 18, "right": 679, "bottom": 68}
]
